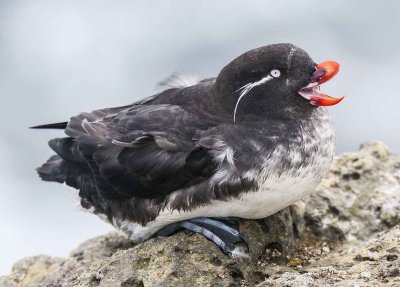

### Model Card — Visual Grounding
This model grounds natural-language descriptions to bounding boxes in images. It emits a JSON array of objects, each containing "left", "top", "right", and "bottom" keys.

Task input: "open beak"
[{"left": 299, "top": 61, "right": 344, "bottom": 106}]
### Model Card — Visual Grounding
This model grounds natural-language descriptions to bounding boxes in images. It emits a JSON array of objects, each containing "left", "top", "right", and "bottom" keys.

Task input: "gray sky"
[{"left": 0, "top": 0, "right": 399, "bottom": 275}]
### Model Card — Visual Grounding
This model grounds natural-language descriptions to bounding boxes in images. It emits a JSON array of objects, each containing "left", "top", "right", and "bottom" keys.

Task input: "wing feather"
[{"left": 63, "top": 104, "right": 218, "bottom": 200}]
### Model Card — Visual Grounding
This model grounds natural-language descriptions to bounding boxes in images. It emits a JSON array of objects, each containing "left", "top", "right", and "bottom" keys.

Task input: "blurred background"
[{"left": 0, "top": 0, "right": 399, "bottom": 274}]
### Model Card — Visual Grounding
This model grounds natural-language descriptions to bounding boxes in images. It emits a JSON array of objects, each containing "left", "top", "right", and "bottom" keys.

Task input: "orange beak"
[
  {"left": 299, "top": 60, "right": 344, "bottom": 106},
  {"left": 315, "top": 61, "right": 340, "bottom": 85},
  {"left": 310, "top": 92, "right": 344, "bottom": 106}
]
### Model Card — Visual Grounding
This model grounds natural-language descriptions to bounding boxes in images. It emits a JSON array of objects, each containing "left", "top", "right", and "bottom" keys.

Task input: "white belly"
[{"left": 113, "top": 166, "right": 326, "bottom": 242}]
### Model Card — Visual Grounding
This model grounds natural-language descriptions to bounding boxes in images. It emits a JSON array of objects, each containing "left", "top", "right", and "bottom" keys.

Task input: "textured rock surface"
[
  {"left": 294, "top": 141, "right": 400, "bottom": 242},
  {"left": 1, "top": 141, "right": 399, "bottom": 287}
]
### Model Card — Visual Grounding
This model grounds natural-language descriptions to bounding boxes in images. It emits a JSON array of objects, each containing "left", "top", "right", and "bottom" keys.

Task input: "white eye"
[{"left": 270, "top": 69, "right": 281, "bottom": 78}]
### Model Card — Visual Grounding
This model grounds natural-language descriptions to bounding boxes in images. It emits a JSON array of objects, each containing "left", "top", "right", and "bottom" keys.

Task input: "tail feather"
[
  {"left": 37, "top": 154, "right": 109, "bottom": 215},
  {"left": 48, "top": 137, "right": 86, "bottom": 163},
  {"left": 37, "top": 155, "right": 67, "bottom": 183},
  {"left": 30, "top": 122, "right": 68, "bottom": 129}
]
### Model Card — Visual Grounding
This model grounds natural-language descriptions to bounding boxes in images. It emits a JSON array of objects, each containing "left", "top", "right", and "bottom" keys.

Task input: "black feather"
[{"left": 30, "top": 122, "right": 68, "bottom": 129}]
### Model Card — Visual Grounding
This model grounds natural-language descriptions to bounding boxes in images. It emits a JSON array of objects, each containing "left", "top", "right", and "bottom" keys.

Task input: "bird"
[{"left": 32, "top": 43, "right": 343, "bottom": 256}]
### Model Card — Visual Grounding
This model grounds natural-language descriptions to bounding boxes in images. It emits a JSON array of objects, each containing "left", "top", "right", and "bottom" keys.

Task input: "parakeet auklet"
[{"left": 32, "top": 43, "right": 343, "bottom": 256}]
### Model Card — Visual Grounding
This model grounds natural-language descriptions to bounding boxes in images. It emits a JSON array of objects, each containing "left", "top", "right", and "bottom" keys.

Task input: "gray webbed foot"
[{"left": 155, "top": 217, "right": 248, "bottom": 257}]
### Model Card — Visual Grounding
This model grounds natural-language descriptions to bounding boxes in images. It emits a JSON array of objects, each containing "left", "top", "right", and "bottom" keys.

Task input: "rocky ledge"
[{"left": 1, "top": 142, "right": 399, "bottom": 287}]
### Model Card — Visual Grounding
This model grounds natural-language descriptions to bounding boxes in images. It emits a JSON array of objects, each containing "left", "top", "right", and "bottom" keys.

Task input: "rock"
[
  {"left": 259, "top": 226, "right": 400, "bottom": 286},
  {"left": 297, "top": 225, "right": 400, "bottom": 286},
  {"left": 293, "top": 141, "right": 400, "bottom": 242},
  {"left": 1, "top": 141, "right": 399, "bottom": 287},
  {"left": 260, "top": 272, "right": 317, "bottom": 287},
  {"left": 0, "top": 214, "right": 293, "bottom": 287}
]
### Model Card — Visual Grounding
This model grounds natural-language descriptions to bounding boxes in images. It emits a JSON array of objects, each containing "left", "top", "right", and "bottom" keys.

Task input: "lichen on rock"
[{"left": 1, "top": 141, "right": 399, "bottom": 287}]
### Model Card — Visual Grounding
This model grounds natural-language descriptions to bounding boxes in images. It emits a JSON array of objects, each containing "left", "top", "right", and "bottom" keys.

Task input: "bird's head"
[{"left": 215, "top": 43, "right": 343, "bottom": 122}]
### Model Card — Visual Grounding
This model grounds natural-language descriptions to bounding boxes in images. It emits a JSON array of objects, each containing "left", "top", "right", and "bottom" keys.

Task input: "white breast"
[{"left": 113, "top": 108, "right": 335, "bottom": 242}]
